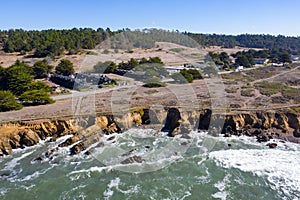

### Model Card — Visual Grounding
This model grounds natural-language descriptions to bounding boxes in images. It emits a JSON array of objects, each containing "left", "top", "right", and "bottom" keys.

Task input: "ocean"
[{"left": 0, "top": 129, "right": 299, "bottom": 200}]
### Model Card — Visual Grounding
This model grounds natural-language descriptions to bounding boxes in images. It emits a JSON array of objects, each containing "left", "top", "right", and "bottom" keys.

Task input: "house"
[
  {"left": 165, "top": 65, "right": 185, "bottom": 74},
  {"left": 234, "top": 66, "right": 243, "bottom": 72},
  {"left": 254, "top": 58, "right": 269, "bottom": 65},
  {"left": 44, "top": 80, "right": 61, "bottom": 92},
  {"left": 49, "top": 73, "right": 114, "bottom": 90},
  {"left": 291, "top": 55, "right": 300, "bottom": 61}
]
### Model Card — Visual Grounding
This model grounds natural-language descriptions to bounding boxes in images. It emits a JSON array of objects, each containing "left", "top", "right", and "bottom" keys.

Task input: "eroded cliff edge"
[{"left": 0, "top": 107, "right": 299, "bottom": 156}]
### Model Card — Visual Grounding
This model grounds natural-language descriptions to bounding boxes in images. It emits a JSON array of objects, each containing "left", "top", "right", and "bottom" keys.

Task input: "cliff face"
[
  {"left": 0, "top": 120, "right": 76, "bottom": 156},
  {"left": 0, "top": 108, "right": 299, "bottom": 156}
]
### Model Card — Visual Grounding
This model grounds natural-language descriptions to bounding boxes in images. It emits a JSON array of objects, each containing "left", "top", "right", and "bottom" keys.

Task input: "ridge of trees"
[
  {"left": 1, "top": 28, "right": 300, "bottom": 58},
  {"left": 187, "top": 33, "right": 300, "bottom": 54}
]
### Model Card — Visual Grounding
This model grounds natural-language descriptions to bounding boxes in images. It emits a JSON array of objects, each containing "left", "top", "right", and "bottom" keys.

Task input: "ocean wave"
[{"left": 209, "top": 148, "right": 300, "bottom": 199}]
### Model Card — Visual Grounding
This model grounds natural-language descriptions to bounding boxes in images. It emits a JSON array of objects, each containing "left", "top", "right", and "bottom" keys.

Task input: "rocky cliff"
[{"left": 0, "top": 107, "right": 299, "bottom": 156}]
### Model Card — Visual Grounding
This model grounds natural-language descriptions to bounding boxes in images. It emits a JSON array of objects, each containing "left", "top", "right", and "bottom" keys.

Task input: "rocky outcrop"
[{"left": 0, "top": 120, "right": 76, "bottom": 156}]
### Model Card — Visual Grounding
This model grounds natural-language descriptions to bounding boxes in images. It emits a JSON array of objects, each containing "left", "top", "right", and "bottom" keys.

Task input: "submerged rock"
[{"left": 121, "top": 155, "right": 144, "bottom": 164}]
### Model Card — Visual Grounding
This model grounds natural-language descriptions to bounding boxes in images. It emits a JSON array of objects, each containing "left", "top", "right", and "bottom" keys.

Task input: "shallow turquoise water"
[{"left": 0, "top": 129, "right": 299, "bottom": 200}]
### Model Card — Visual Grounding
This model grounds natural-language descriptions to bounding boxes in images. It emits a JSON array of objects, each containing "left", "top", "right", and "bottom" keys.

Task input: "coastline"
[{"left": 1, "top": 106, "right": 299, "bottom": 158}]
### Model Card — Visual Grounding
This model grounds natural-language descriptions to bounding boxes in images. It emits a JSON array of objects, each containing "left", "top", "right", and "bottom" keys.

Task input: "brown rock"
[
  {"left": 70, "top": 142, "right": 85, "bottom": 155},
  {"left": 59, "top": 134, "right": 80, "bottom": 147},
  {"left": 266, "top": 143, "right": 277, "bottom": 148},
  {"left": 19, "top": 129, "right": 40, "bottom": 147}
]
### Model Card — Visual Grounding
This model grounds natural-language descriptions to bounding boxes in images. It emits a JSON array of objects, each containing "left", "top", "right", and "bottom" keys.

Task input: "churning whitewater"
[{"left": 0, "top": 129, "right": 299, "bottom": 200}]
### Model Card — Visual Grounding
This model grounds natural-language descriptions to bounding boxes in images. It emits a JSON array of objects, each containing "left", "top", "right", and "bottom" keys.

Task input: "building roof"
[{"left": 44, "top": 80, "right": 60, "bottom": 88}]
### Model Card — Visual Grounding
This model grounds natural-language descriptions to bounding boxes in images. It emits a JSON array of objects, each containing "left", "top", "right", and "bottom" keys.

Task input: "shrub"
[{"left": 0, "top": 90, "right": 23, "bottom": 112}]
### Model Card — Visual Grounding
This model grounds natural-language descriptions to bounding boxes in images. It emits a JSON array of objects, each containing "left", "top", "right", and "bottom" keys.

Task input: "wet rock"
[
  {"left": 70, "top": 142, "right": 85, "bottom": 155},
  {"left": 0, "top": 141, "right": 12, "bottom": 156},
  {"left": 293, "top": 128, "right": 300, "bottom": 137},
  {"left": 266, "top": 143, "right": 277, "bottom": 148},
  {"left": 59, "top": 135, "right": 79, "bottom": 147},
  {"left": 121, "top": 155, "right": 144, "bottom": 164},
  {"left": 121, "top": 149, "right": 136, "bottom": 157},
  {"left": 33, "top": 156, "right": 43, "bottom": 162},
  {"left": 224, "top": 132, "right": 232, "bottom": 137},
  {"left": 228, "top": 144, "right": 232, "bottom": 147},
  {"left": 107, "top": 136, "right": 115, "bottom": 141},
  {"left": 161, "top": 108, "right": 181, "bottom": 137},
  {"left": 144, "top": 145, "right": 150, "bottom": 149},
  {"left": 256, "top": 134, "right": 270, "bottom": 142},
  {"left": 45, "top": 147, "right": 59, "bottom": 158}
]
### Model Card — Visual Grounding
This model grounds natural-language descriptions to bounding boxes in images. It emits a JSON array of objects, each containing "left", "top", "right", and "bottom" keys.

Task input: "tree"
[
  {"left": 0, "top": 90, "right": 23, "bottom": 112},
  {"left": 104, "top": 62, "right": 117, "bottom": 73},
  {"left": 55, "top": 59, "right": 75, "bottom": 76},
  {"left": 139, "top": 57, "right": 148, "bottom": 64},
  {"left": 28, "top": 81, "right": 52, "bottom": 92},
  {"left": 94, "top": 61, "right": 117, "bottom": 73},
  {"left": 19, "top": 90, "right": 55, "bottom": 105},
  {"left": 187, "top": 69, "right": 203, "bottom": 80},
  {"left": 4, "top": 64, "right": 33, "bottom": 95},
  {"left": 235, "top": 55, "right": 251, "bottom": 67},
  {"left": 33, "top": 60, "right": 54, "bottom": 78},
  {"left": 180, "top": 69, "right": 193, "bottom": 83},
  {"left": 0, "top": 66, "right": 5, "bottom": 90},
  {"left": 279, "top": 53, "right": 292, "bottom": 63},
  {"left": 219, "top": 52, "right": 231, "bottom": 67},
  {"left": 149, "top": 57, "right": 163, "bottom": 64}
]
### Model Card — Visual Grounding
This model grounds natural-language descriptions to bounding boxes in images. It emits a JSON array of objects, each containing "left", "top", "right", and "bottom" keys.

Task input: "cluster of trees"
[
  {"left": 209, "top": 48, "right": 292, "bottom": 69},
  {"left": 188, "top": 33, "right": 300, "bottom": 54},
  {"left": 171, "top": 69, "right": 203, "bottom": 83},
  {"left": 1, "top": 28, "right": 111, "bottom": 57},
  {"left": 232, "top": 48, "right": 292, "bottom": 67},
  {"left": 0, "top": 59, "right": 75, "bottom": 112},
  {"left": 0, "top": 61, "right": 56, "bottom": 111},
  {"left": 93, "top": 57, "right": 164, "bottom": 74},
  {"left": 208, "top": 52, "right": 231, "bottom": 68}
]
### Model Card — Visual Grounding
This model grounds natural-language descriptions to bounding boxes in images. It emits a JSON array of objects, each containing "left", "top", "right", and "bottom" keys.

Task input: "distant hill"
[
  {"left": 1, "top": 28, "right": 300, "bottom": 58},
  {"left": 187, "top": 33, "right": 300, "bottom": 53}
]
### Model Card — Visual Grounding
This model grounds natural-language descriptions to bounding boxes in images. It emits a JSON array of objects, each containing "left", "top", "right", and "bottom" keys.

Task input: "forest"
[
  {"left": 1, "top": 28, "right": 300, "bottom": 58},
  {"left": 187, "top": 33, "right": 300, "bottom": 54}
]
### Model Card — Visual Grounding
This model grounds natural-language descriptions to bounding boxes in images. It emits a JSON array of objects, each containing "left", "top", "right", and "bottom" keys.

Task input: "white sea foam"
[
  {"left": 3, "top": 151, "right": 33, "bottom": 171},
  {"left": 103, "top": 177, "right": 140, "bottom": 199},
  {"left": 212, "top": 173, "right": 231, "bottom": 200},
  {"left": 209, "top": 148, "right": 300, "bottom": 199}
]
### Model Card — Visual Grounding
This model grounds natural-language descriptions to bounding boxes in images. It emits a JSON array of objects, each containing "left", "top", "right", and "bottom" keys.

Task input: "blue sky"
[{"left": 1, "top": 0, "right": 300, "bottom": 36}]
